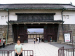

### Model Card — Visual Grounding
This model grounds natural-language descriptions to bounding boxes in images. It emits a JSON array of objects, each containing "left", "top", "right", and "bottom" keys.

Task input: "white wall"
[
  {"left": 0, "top": 9, "right": 75, "bottom": 25},
  {"left": 9, "top": 9, "right": 62, "bottom": 20},
  {"left": 63, "top": 15, "right": 75, "bottom": 24},
  {"left": 63, "top": 11, "right": 75, "bottom": 24},
  {"left": 0, "top": 11, "right": 8, "bottom": 25}
]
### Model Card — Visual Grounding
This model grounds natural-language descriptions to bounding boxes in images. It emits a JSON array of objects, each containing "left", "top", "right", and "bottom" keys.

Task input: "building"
[
  {"left": 28, "top": 32, "right": 43, "bottom": 42},
  {"left": 0, "top": 4, "right": 75, "bottom": 43}
]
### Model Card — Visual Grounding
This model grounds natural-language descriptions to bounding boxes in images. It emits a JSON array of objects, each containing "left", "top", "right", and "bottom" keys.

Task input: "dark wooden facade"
[
  {"left": 16, "top": 13, "right": 55, "bottom": 22},
  {"left": 44, "top": 24, "right": 58, "bottom": 42},
  {"left": 12, "top": 13, "right": 59, "bottom": 43},
  {"left": 12, "top": 24, "right": 58, "bottom": 43},
  {"left": 12, "top": 24, "right": 28, "bottom": 43}
]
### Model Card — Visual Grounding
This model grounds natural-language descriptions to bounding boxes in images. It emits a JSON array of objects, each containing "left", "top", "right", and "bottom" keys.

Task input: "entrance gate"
[
  {"left": 12, "top": 24, "right": 58, "bottom": 43},
  {"left": 11, "top": 13, "right": 60, "bottom": 43}
]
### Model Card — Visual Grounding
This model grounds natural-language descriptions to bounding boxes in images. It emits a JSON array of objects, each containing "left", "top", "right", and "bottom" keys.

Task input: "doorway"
[
  {"left": 27, "top": 28, "right": 44, "bottom": 42},
  {"left": 12, "top": 24, "right": 58, "bottom": 43}
]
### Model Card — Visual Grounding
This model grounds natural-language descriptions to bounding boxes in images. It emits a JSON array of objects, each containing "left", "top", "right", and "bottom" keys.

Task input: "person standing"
[
  {"left": 39, "top": 37, "right": 40, "bottom": 43},
  {"left": 37, "top": 37, "right": 39, "bottom": 44},
  {"left": 15, "top": 39, "right": 23, "bottom": 56},
  {"left": 0, "top": 39, "right": 1, "bottom": 45},
  {"left": 50, "top": 37, "right": 52, "bottom": 44},
  {"left": 3, "top": 39, "right": 5, "bottom": 48}
]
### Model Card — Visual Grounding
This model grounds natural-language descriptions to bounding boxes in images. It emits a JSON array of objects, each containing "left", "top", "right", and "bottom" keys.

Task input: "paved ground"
[
  {"left": 0, "top": 42, "right": 74, "bottom": 56},
  {"left": 0, "top": 44, "right": 15, "bottom": 50},
  {"left": 49, "top": 42, "right": 73, "bottom": 48},
  {"left": 23, "top": 42, "right": 59, "bottom": 56}
]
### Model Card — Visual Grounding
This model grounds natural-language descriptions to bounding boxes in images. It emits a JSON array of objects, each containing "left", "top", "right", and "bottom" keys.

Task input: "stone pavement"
[
  {"left": 0, "top": 42, "right": 73, "bottom": 56},
  {"left": 50, "top": 42, "right": 73, "bottom": 48},
  {"left": 23, "top": 42, "right": 58, "bottom": 56}
]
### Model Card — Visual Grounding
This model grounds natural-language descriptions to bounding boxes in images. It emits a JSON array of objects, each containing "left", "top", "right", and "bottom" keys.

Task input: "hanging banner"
[{"left": 64, "top": 33, "right": 70, "bottom": 42}]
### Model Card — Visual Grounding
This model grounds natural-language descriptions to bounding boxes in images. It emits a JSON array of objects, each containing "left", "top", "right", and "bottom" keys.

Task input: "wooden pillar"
[
  {"left": 30, "top": 34, "right": 31, "bottom": 38},
  {"left": 39, "top": 34, "right": 40, "bottom": 37},
  {"left": 44, "top": 25, "right": 47, "bottom": 42},
  {"left": 36, "top": 34, "right": 37, "bottom": 41},
  {"left": 24, "top": 25, "right": 28, "bottom": 43},
  {"left": 12, "top": 25, "right": 15, "bottom": 43},
  {"left": 17, "top": 24, "right": 19, "bottom": 42}
]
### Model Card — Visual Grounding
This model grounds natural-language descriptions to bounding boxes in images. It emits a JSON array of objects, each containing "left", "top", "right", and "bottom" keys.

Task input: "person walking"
[
  {"left": 15, "top": 39, "right": 23, "bottom": 56},
  {"left": 34, "top": 38, "right": 36, "bottom": 44}
]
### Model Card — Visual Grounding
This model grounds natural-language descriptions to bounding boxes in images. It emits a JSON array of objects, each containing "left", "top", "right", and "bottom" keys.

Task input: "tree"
[
  {"left": 34, "top": 31, "right": 36, "bottom": 33},
  {"left": 27, "top": 31, "right": 30, "bottom": 33}
]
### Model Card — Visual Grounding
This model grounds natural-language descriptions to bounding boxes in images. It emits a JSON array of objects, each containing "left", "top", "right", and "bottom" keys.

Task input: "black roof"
[{"left": 0, "top": 4, "right": 75, "bottom": 9}]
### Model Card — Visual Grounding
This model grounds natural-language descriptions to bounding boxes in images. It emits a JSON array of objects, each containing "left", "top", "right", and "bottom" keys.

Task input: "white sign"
[{"left": 64, "top": 33, "right": 70, "bottom": 42}]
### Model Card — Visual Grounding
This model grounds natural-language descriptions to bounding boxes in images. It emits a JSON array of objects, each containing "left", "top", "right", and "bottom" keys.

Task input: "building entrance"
[
  {"left": 12, "top": 24, "right": 58, "bottom": 43},
  {"left": 27, "top": 28, "right": 44, "bottom": 42}
]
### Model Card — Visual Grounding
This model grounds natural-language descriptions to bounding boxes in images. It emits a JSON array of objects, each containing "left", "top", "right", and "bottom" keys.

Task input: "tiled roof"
[{"left": 0, "top": 4, "right": 75, "bottom": 9}]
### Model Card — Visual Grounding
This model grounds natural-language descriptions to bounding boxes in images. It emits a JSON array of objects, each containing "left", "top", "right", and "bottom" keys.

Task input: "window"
[
  {"left": 66, "top": 15, "right": 69, "bottom": 19},
  {"left": 63, "top": 15, "right": 69, "bottom": 19},
  {"left": 1, "top": 16, "right": 4, "bottom": 19},
  {"left": 5, "top": 15, "right": 8, "bottom": 19},
  {"left": 1, "top": 15, "right": 8, "bottom": 19},
  {"left": 63, "top": 15, "right": 66, "bottom": 19}
]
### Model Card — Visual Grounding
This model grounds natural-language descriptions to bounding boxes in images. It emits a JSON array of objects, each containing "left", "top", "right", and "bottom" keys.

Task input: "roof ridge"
[
  {"left": 0, "top": 3, "right": 75, "bottom": 10},
  {"left": 0, "top": 3, "right": 71, "bottom": 5}
]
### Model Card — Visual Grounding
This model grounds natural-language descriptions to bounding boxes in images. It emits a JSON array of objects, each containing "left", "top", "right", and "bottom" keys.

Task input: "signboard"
[{"left": 64, "top": 33, "right": 70, "bottom": 42}]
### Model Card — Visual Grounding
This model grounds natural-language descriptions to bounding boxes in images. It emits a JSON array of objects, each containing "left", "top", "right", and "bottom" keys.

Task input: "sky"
[
  {"left": 27, "top": 28, "right": 44, "bottom": 33},
  {"left": 0, "top": 0, "right": 75, "bottom": 5},
  {"left": 0, "top": 0, "right": 75, "bottom": 32}
]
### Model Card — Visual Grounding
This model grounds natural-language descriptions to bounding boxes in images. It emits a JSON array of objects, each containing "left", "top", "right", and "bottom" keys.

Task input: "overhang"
[{"left": 9, "top": 20, "right": 64, "bottom": 24}]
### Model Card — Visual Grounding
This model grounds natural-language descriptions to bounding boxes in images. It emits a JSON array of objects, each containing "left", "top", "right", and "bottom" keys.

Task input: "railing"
[
  {"left": 58, "top": 46, "right": 64, "bottom": 56},
  {"left": 58, "top": 46, "right": 75, "bottom": 56},
  {"left": 0, "top": 50, "right": 33, "bottom": 56},
  {"left": 0, "top": 50, "right": 8, "bottom": 56},
  {"left": 64, "top": 48, "right": 75, "bottom": 56}
]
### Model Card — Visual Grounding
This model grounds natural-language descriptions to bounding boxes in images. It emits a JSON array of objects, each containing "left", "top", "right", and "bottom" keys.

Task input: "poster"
[{"left": 64, "top": 33, "right": 70, "bottom": 42}]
